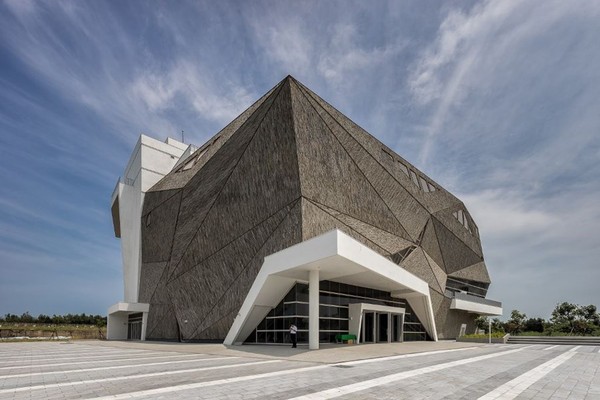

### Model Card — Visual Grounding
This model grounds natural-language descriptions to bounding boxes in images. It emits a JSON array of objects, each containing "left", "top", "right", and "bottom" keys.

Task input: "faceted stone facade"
[{"left": 140, "top": 76, "right": 491, "bottom": 341}]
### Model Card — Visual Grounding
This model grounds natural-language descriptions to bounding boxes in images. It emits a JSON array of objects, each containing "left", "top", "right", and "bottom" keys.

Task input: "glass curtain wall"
[{"left": 244, "top": 281, "right": 429, "bottom": 344}]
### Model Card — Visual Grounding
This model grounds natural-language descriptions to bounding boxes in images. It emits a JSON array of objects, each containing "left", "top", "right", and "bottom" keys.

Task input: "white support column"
[
  {"left": 141, "top": 312, "right": 148, "bottom": 341},
  {"left": 309, "top": 269, "right": 319, "bottom": 350}
]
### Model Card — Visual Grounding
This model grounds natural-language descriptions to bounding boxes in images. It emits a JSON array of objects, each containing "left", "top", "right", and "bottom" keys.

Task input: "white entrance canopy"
[
  {"left": 107, "top": 302, "right": 149, "bottom": 340},
  {"left": 224, "top": 229, "right": 438, "bottom": 347}
]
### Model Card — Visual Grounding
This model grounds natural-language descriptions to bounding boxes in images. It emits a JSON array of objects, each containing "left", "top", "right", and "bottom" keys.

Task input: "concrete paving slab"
[{"left": 1, "top": 340, "right": 599, "bottom": 399}]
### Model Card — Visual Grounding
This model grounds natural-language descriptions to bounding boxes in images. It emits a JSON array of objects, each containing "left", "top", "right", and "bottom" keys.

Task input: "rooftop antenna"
[{"left": 181, "top": 130, "right": 185, "bottom": 143}]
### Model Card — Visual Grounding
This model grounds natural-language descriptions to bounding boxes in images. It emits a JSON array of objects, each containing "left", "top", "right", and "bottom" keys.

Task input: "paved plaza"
[{"left": 0, "top": 340, "right": 599, "bottom": 399}]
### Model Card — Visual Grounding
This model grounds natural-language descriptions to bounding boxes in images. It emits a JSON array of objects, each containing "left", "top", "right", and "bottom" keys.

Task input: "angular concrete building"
[{"left": 109, "top": 76, "right": 501, "bottom": 347}]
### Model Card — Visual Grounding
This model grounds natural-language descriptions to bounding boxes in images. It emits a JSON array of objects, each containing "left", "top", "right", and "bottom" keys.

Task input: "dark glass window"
[
  {"left": 245, "top": 281, "right": 428, "bottom": 344},
  {"left": 283, "top": 303, "right": 295, "bottom": 316}
]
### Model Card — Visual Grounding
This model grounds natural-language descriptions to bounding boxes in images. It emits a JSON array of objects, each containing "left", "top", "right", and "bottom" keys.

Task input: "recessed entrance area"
[
  {"left": 127, "top": 312, "right": 143, "bottom": 340},
  {"left": 361, "top": 311, "right": 404, "bottom": 343},
  {"left": 349, "top": 303, "right": 405, "bottom": 344}
]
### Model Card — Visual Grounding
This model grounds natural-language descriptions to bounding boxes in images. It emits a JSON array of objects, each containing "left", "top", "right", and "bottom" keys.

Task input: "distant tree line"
[
  {"left": 0, "top": 312, "right": 107, "bottom": 327},
  {"left": 476, "top": 302, "right": 600, "bottom": 336}
]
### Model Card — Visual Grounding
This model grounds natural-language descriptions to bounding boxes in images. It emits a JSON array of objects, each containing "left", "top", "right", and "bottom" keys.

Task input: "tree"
[
  {"left": 475, "top": 316, "right": 504, "bottom": 334},
  {"left": 475, "top": 316, "right": 488, "bottom": 332},
  {"left": 505, "top": 310, "right": 527, "bottom": 334},
  {"left": 524, "top": 317, "right": 545, "bottom": 333},
  {"left": 20, "top": 312, "right": 34, "bottom": 323},
  {"left": 549, "top": 302, "right": 600, "bottom": 335}
]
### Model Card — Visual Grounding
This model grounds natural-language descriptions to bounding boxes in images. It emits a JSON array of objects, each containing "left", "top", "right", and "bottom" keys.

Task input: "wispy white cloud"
[
  {"left": 251, "top": 19, "right": 313, "bottom": 77},
  {"left": 409, "top": 0, "right": 600, "bottom": 169},
  {"left": 317, "top": 23, "right": 406, "bottom": 85},
  {"left": 130, "top": 61, "right": 254, "bottom": 124}
]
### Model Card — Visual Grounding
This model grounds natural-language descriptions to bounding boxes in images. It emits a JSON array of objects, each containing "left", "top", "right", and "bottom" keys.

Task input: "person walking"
[{"left": 289, "top": 323, "right": 297, "bottom": 348}]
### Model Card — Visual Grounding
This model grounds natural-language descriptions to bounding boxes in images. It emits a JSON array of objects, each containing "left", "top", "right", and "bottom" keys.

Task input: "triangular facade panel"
[
  {"left": 448, "top": 261, "right": 491, "bottom": 284},
  {"left": 432, "top": 217, "right": 483, "bottom": 274},
  {"left": 433, "top": 205, "right": 483, "bottom": 258},
  {"left": 329, "top": 210, "right": 415, "bottom": 255},
  {"left": 424, "top": 252, "right": 448, "bottom": 293},
  {"left": 138, "top": 261, "right": 167, "bottom": 304},
  {"left": 141, "top": 191, "right": 182, "bottom": 263},
  {"left": 401, "top": 248, "right": 444, "bottom": 294},
  {"left": 420, "top": 218, "right": 446, "bottom": 272}
]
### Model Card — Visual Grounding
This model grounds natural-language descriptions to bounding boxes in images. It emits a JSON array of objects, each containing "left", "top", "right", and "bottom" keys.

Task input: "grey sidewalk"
[{"left": 0, "top": 340, "right": 598, "bottom": 399}]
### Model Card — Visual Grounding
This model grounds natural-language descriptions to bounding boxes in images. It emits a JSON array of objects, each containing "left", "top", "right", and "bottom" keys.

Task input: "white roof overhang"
[
  {"left": 451, "top": 293, "right": 503, "bottom": 316},
  {"left": 224, "top": 229, "right": 438, "bottom": 345},
  {"left": 107, "top": 302, "right": 149, "bottom": 315}
]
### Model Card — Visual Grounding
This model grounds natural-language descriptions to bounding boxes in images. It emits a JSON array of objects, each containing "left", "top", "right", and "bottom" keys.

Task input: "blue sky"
[{"left": 0, "top": 0, "right": 598, "bottom": 320}]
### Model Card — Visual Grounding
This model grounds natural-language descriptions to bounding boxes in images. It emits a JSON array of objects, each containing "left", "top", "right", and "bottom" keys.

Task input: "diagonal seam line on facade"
[
  {"left": 0, "top": 359, "right": 281, "bottom": 394},
  {"left": 305, "top": 198, "right": 392, "bottom": 257},
  {"left": 419, "top": 241, "right": 447, "bottom": 296},
  {"left": 158, "top": 84, "right": 289, "bottom": 323},
  {"left": 294, "top": 79, "right": 435, "bottom": 231},
  {"left": 0, "top": 356, "right": 237, "bottom": 379},
  {"left": 165, "top": 81, "right": 287, "bottom": 283},
  {"left": 163, "top": 78, "right": 287, "bottom": 192},
  {"left": 303, "top": 195, "right": 413, "bottom": 254},
  {"left": 476, "top": 346, "right": 581, "bottom": 400},
  {"left": 293, "top": 80, "right": 414, "bottom": 241},
  {"left": 189, "top": 198, "right": 302, "bottom": 338},
  {"left": 141, "top": 188, "right": 181, "bottom": 218},
  {"left": 169, "top": 196, "right": 301, "bottom": 283},
  {"left": 419, "top": 243, "right": 446, "bottom": 295},
  {"left": 288, "top": 347, "right": 526, "bottom": 400},
  {"left": 431, "top": 214, "right": 483, "bottom": 262},
  {"left": 145, "top": 191, "right": 183, "bottom": 317}
]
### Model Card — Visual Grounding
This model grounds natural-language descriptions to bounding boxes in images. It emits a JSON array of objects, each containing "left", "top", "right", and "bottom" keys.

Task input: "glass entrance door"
[
  {"left": 391, "top": 314, "right": 403, "bottom": 342},
  {"left": 362, "top": 312, "right": 375, "bottom": 343},
  {"left": 127, "top": 312, "right": 143, "bottom": 340},
  {"left": 360, "top": 311, "right": 403, "bottom": 344},
  {"left": 377, "top": 312, "right": 389, "bottom": 342}
]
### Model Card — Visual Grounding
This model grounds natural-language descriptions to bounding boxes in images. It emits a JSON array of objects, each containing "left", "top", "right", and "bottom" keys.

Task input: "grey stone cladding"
[{"left": 140, "top": 76, "right": 491, "bottom": 341}]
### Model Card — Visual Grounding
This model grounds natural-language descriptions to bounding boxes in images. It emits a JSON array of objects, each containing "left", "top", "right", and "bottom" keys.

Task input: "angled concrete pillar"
[
  {"left": 141, "top": 312, "right": 148, "bottom": 341},
  {"left": 309, "top": 269, "right": 319, "bottom": 350}
]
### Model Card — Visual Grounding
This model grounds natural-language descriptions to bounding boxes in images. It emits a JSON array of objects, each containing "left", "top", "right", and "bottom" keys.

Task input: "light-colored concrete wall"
[
  {"left": 107, "top": 312, "right": 128, "bottom": 340},
  {"left": 113, "top": 135, "right": 190, "bottom": 304}
]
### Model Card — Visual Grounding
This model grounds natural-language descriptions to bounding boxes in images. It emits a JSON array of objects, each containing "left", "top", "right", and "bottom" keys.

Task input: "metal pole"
[{"left": 488, "top": 319, "right": 492, "bottom": 344}]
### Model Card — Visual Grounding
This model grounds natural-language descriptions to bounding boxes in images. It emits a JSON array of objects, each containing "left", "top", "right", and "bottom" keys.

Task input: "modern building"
[{"left": 108, "top": 76, "right": 502, "bottom": 348}]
